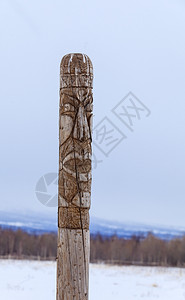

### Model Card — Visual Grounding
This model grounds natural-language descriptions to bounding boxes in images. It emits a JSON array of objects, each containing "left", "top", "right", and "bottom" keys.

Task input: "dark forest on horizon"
[{"left": 0, "top": 227, "right": 185, "bottom": 267}]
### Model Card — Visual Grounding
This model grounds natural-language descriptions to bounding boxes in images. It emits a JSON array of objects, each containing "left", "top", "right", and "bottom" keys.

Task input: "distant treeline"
[
  {"left": 1, "top": 227, "right": 185, "bottom": 267},
  {"left": 0, "top": 227, "right": 56, "bottom": 260}
]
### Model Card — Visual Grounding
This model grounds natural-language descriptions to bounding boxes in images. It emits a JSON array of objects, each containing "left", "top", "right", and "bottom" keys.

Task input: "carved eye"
[
  {"left": 64, "top": 104, "right": 70, "bottom": 111},
  {"left": 85, "top": 103, "right": 93, "bottom": 112},
  {"left": 63, "top": 103, "right": 75, "bottom": 112}
]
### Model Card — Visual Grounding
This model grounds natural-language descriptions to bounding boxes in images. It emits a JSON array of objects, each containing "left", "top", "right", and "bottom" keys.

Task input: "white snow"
[
  {"left": 82, "top": 54, "right": 86, "bottom": 64},
  {"left": 0, "top": 259, "right": 185, "bottom": 300},
  {"left": 67, "top": 54, "right": 73, "bottom": 73}
]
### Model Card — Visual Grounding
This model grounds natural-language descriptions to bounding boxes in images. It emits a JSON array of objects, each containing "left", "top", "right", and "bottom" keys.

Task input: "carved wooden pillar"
[{"left": 57, "top": 53, "right": 93, "bottom": 300}]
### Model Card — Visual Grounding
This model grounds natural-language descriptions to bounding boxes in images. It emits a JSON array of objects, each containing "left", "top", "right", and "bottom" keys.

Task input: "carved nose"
[{"left": 73, "top": 106, "right": 90, "bottom": 141}]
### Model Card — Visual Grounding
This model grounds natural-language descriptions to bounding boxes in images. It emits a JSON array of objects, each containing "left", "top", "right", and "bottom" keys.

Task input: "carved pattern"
[
  {"left": 58, "top": 207, "right": 89, "bottom": 229},
  {"left": 58, "top": 53, "right": 93, "bottom": 230},
  {"left": 60, "top": 75, "right": 93, "bottom": 89},
  {"left": 57, "top": 53, "right": 93, "bottom": 300}
]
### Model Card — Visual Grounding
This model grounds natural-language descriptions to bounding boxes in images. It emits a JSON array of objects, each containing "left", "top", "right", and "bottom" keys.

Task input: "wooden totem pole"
[{"left": 57, "top": 53, "right": 93, "bottom": 300}]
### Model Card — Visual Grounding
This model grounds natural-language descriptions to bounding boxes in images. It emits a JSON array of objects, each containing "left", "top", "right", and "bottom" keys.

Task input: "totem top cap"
[
  {"left": 61, "top": 53, "right": 93, "bottom": 75},
  {"left": 60, "top": 53, "right": 93, "bottom": 88}
]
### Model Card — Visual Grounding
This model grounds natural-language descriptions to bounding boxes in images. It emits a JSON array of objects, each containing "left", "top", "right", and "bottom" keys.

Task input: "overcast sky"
[{"left": 0, "top": 0, "right": 185, "bottom": 227}]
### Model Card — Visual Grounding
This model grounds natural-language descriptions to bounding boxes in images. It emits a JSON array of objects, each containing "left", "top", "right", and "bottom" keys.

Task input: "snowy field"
[{"left": 1, "top": 259, "right": 185, "bottom": 300}]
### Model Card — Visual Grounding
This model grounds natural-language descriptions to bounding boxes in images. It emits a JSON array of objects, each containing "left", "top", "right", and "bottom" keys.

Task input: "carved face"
[{"left": 59, "top": 87, "right": 93, "bottom": 208}]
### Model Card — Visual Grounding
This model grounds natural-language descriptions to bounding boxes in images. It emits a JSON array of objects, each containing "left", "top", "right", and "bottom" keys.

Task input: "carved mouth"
[{"left": 64, "top": 158, "right": 91, "bottom": 174}]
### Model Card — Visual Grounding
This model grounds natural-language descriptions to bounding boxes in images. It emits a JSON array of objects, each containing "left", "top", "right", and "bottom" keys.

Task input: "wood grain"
[{"left": 57, "top": 53, "right": 93, "bottom": 300}]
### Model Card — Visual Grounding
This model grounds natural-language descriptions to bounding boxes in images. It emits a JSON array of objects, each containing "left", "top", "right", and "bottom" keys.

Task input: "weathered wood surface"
[{"left": 57, "top": 53, "right": 93, "bottom": 300}]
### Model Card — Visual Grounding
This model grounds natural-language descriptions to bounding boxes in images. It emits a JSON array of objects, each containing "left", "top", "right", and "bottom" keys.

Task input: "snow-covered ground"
[{"left": 1, "top": 259, "right": 185, "bottom": 300}]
